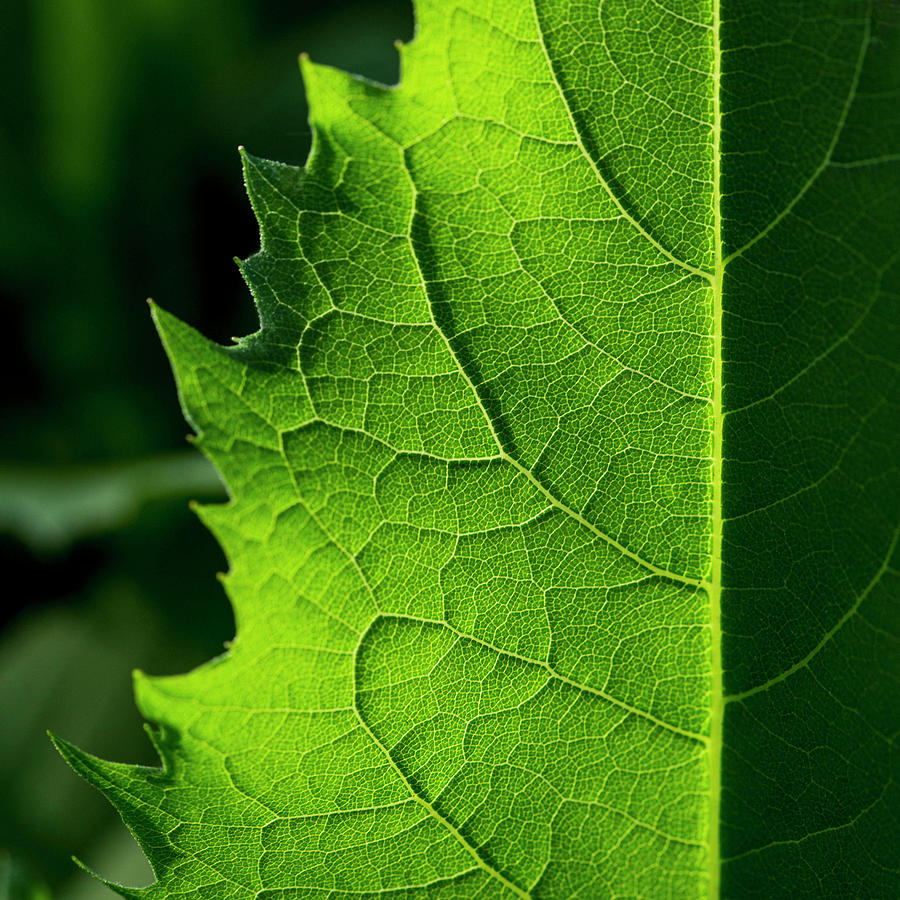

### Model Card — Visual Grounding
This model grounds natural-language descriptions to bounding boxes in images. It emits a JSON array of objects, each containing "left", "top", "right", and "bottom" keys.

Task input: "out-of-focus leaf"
[
  {"left": 0, "top": 577, "right": 230, "bottom": 891},
  {"left": 0, "top": 453, "right": 223, "bottom": 552},
  {"left": 0, "top": 855, "right": 52, "bottom": 900}
]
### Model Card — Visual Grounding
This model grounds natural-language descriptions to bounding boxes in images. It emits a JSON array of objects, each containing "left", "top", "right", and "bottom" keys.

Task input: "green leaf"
[{"left": 58, "top": 1, "right": 899, "bottom": 897}]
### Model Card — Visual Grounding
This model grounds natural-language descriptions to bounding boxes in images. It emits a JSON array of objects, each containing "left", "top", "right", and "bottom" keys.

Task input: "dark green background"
[{"left": 0, "top": 1, "right": 411, "bottom": 895}]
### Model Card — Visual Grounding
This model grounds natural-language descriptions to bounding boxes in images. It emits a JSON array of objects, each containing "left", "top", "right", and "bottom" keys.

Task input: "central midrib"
[
  {"left": 708, "top": 0, "right": 725, "bottom": 897},
  {"left": 530, "top": 0, "right": 726, "bottom": 894}
]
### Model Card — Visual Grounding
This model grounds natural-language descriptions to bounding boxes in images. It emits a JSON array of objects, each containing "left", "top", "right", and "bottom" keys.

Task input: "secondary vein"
[
  {"left": 351, "top": 642, "right": 532, "bottom": 899},
  {"left": 380, "top": 612, "right": 710, "bottom": 745},
  {"left": 530, "top": 0, "right": 714, "bottom": 282},
  {"left": 399, "top": 151, "right": 704, "bottom": 591}
]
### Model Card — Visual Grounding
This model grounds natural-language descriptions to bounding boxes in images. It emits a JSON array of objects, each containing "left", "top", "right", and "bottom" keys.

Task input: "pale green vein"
[
  {"left": 725, "top": 522, "right": 900, "bottom": 703},
  {"left": 529, "top": 0, "right": 715, "bottom": 282},
  {"left": 500, "top": 450, "right": 705, "bottom": 589},
  {"left": 398, "top": 150, "right": 704, "bottom": 590},
  {"left": 723, "top": 7, "right": 871, "bottom": 264},
  {"left": 708, "top": 0, "right": 724, "bottom": 896},
  {"left": 379, "top": 612, "right": 710, "bottom": 746},
  {"left": 721, "top": 779, "right": 892, "bottom": 863},
  {"left": 830, "top": 153, "right": 900, "bottom": 169},
  {"left": 351, "top": 642, "right": 532, "bottom": 899}
]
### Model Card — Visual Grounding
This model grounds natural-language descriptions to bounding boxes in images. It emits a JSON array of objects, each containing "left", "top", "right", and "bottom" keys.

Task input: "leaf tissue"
[{"left": 57, "top": 1, "right": 899, "bottom": 897}]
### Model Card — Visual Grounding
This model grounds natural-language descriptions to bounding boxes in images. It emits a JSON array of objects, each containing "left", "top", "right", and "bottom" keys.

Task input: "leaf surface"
[{"left": 58, "top": 1, "right": 899, "bottom": 897}]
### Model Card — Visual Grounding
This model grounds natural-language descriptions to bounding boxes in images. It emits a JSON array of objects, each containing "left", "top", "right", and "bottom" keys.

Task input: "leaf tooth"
[
  {"left": 50, "top": 732, "right": 162, "bottom": 791},
  {"left": 151, "top": 303, "right": 238, "bottom": 434},
  {"left": 300, "top": 54, "right": 413, "bottom": 159},
  {"left": 300, "top": 55, "right": 389, "bottom": 127},
  {"left": 70, "top": 856, "right": 153, "bottom": 900},
  {"left": 238, "top": 149, "right": 305, "bottom": 246},
  {"left": 132, "top": 668, "right": 216, "bottom": 746},
  {"left": 50, "top": 733, "right": 175, "bottom": 883},
  {"left": 152, "top": 304, "right": 306, "bottom": 489}
]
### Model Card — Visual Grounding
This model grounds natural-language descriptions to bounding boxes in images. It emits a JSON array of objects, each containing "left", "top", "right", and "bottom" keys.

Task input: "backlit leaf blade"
[{"left": 59, "top": 1, "right": 898, "bottom": 897}]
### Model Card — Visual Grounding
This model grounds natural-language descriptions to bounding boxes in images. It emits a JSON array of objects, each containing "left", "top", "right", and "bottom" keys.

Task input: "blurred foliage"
[
  {"left": 0, "top": 453, "right": 222, "bottom": 551},
  {"left": 0, "top": 0, "right": 411, "bottom": 894}
]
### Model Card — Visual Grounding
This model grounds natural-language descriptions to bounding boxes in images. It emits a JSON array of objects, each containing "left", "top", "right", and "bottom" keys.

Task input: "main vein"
[{"left": 708, "top": 1, "right": 724, "bottom": 897}]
